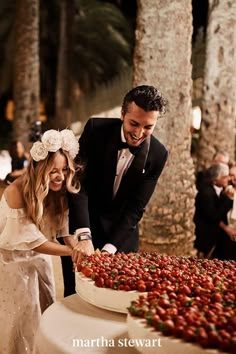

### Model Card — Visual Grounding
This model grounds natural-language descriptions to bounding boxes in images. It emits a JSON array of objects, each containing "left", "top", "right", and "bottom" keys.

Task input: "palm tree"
[
  {"left": 133, "top": 0, "right": 196, "bottom": 256},
  {"left": 12, "top": 0, "right": 40, "bottom": 148},
  {"left": 0, "top": 0, "right": 134, "bottom": 135},
  {"left": 0, "top": 3, "right": 14, "bottom": 97},
  {"left": 53, "top": 0, "right": 135, "bottom": 129},
  {"left": 72, "top": 0, "right": 134, "bottom": 91},
  {"left": 197, "top": 0, "right": 236, "bottom": 170},
  {"left": 0, "top": 3, "right": 15, "bottom": 147},
  {"left": 54, "top": 0, "right": 73, "bottom": 129}
]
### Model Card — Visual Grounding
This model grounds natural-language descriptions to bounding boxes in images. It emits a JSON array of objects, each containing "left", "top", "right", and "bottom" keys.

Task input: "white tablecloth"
[{"left": 34, "top": 294, "right": 138, "bottom": 353}]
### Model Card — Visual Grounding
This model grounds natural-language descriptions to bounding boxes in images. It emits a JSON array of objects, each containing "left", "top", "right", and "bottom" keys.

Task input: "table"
[{"left": 34, "top": 294, "right": 138, "bottom": 353}]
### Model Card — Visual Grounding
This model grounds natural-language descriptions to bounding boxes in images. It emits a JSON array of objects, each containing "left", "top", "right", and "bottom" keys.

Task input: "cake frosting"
[{"left": 76, "top": 272, "right": 144, "bottom": 313}]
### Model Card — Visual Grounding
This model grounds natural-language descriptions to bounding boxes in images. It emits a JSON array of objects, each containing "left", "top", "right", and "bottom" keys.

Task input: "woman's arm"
[
  {"left": 33, "top": 241, "right": 72, "bottom": 256},
  {"left": 63, "top": 235, "right": 77, "bottom": 249}
]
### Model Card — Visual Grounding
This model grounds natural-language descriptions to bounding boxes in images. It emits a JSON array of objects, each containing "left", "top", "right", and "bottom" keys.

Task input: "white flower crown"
[{"left": 30, "top": 129, "right": 79, "bottom": 162}]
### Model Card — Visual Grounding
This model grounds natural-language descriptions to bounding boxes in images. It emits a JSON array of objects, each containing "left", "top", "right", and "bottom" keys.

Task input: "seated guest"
[
  {"left": 194, "top": 163, "right": 233, "bottom": 258},
  {"left": 196, "top": 150, "right": 230, "bottom": 190},
  {"left": 5, "top": 140, "right": 29, "bottom": 184}
]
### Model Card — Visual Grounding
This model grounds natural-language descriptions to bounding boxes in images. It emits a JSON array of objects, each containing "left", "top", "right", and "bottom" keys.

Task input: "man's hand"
[
  {"left": 224, "top": 185, "right": 235, "bottom": 200},
  {"left": 72, "top": 240, "right": 94, "bottom": 267},
  {"left": 222, "top": 224, "right": 236, "bottom": 241}
]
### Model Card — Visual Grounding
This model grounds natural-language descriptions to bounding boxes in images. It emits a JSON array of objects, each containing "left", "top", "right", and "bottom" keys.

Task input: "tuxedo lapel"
[
  {"left": 129, "top": 136, "right": 150, "bottom": 174},
  {"left": 102, "top": 122, "right": 121, "bottom": 199},
  {"left": 116, "top": 136, "right": 150, "bottom": 197}
]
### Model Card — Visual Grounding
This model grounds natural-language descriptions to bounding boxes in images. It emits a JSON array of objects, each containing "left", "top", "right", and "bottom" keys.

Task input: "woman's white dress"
[{"left": 0, "top": 194, "right": 68, "bottom": 354}]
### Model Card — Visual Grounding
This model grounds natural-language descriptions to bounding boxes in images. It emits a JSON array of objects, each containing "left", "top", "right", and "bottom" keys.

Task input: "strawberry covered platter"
[
  {"left": 76, "top": 252, "right": 149, "bottom": 313},
  {"left": 75, "top": 252, "right": 236, "bottom": 353}
]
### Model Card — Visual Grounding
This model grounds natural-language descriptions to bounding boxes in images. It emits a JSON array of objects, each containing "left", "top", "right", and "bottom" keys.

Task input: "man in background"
[
  {"left": 196, "top": 150, "right": 230, "bottom": 191},
  {"left": 194, "top": 163, "right": 233, "bottom": 258}
]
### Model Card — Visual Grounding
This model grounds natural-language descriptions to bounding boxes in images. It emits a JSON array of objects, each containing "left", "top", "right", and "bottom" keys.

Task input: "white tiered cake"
[{"left": 76, "top": 272, "right": 142, "bottom": 313}]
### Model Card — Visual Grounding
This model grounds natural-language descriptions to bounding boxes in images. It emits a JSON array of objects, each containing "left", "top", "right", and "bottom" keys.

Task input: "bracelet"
[{"left": 77, "top": 233, "right": 92, "bottom": 242}]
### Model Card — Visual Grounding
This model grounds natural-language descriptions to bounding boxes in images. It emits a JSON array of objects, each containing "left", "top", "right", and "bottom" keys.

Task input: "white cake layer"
[
  {"left": 127, "top": 314, "right": 225, "bottom": 354},
  {"left": 76, "top": 272, "right": 145, "bottom": 314}
]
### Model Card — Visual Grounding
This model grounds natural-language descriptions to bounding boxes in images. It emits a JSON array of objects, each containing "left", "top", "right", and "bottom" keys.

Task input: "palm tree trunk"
[
  {"left": 55, "top": 0, "right": 74, "bottom": 130},
  {"left": 13, "top": 0, "right": 40, "bottom": 148},
  {"left": 197, "top": 0, "right": 236, "bottom": 170},
  {"left": 134, "top": 0, "right": 196, "bottom": 255}
]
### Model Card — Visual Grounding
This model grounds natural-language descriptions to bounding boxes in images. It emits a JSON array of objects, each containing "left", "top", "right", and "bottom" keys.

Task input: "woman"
[{"left": 0, "top": 129, "right": 82, "bottom": 353}]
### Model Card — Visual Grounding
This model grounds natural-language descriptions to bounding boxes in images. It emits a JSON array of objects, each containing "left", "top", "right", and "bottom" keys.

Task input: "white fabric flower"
[
  {"left": 30, "top": 142, "right": 48, "bottom": 162},
  {"left": 61, "top": 129, "right": 79, "bottom": 158},
  {"left": 41, "top": 130, "right": 62, "bottom": 152},
  {"left": 68, "top": 142, "right": 79, "bottom": 159},
  {"left": 30, "top": 129, "right": 79, "bottom": 161}
]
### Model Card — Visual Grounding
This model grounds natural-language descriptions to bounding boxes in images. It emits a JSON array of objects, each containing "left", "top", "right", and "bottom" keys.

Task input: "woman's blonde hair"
[{"left": 22, "top": 149, "right": 81, "bottom": 230}]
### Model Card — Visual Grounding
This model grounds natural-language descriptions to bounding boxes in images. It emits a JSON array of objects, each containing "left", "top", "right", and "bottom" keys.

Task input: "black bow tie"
[{"left": 118, "top": 141, "right": 140, "bottom": 155}]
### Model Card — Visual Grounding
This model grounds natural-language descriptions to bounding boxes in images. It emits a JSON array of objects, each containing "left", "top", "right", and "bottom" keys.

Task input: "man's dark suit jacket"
[
  {"left": 193, "top": 183, "right": 232, "bottom": 255},
  {"left": 68, "top": 117, "right": 168, "bottom": 253}
]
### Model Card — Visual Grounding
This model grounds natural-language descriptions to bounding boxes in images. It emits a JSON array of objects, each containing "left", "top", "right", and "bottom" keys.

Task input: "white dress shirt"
[
  {"left": 213, "top": 185, "right": 222, "bottom": 197},
  {"left": 113, "top": 128, "right": 134, "bottom": 197}
]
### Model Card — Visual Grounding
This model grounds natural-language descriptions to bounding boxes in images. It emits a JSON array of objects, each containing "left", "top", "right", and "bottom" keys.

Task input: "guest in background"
[
  {"left": 0, "top": 129, "right": 93, "bottom": 354},
  {"left": 194, "top": 163, "right": 233, "bottom": 258},
  {"left": 196, "top": 150, "right": 230, "bottom": 191},
  {"left": 5, "top": 140, "right": 29, "bottom": 184},
  {"left": 216, "top": 163, "right": 236, "bottom": 260},
  {"left": 213, "top": 150, "right": 230, "bottom": 165}
]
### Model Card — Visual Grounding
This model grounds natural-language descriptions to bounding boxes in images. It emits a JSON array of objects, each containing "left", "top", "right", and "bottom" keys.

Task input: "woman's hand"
[{"left": 72, "top": 240, "right": 94, "bottom": 269}]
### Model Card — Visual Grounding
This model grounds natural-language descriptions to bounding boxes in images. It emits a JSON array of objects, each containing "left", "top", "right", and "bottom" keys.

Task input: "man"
[
  {"left": 194, "top": 163, "right": 233, "bottom": 259},
  {"left": 65, "top": 85, "right": 168, "bottom": 296},
  {"left": 196, "top": 150, "right": 230, "bottom": 190}
]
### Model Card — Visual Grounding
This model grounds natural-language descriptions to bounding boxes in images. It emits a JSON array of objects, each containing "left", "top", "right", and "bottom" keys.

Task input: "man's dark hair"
[{"left": 121, "top": 85, "right": 167, "bottom": 116}]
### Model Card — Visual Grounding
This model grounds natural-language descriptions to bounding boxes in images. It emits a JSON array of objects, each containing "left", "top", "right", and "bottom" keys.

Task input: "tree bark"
[
  {"left": 13, "top": 0, "right": 40, "bottom": 148},
  {"left": 55, "top": 0, "right": 74, "bottom": 130},
  {"left": 134, "top": 0, "right": 196, "bottom": 255},
  {"left": 197, "top": 0, "right": 236, "bottom": 169}
]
